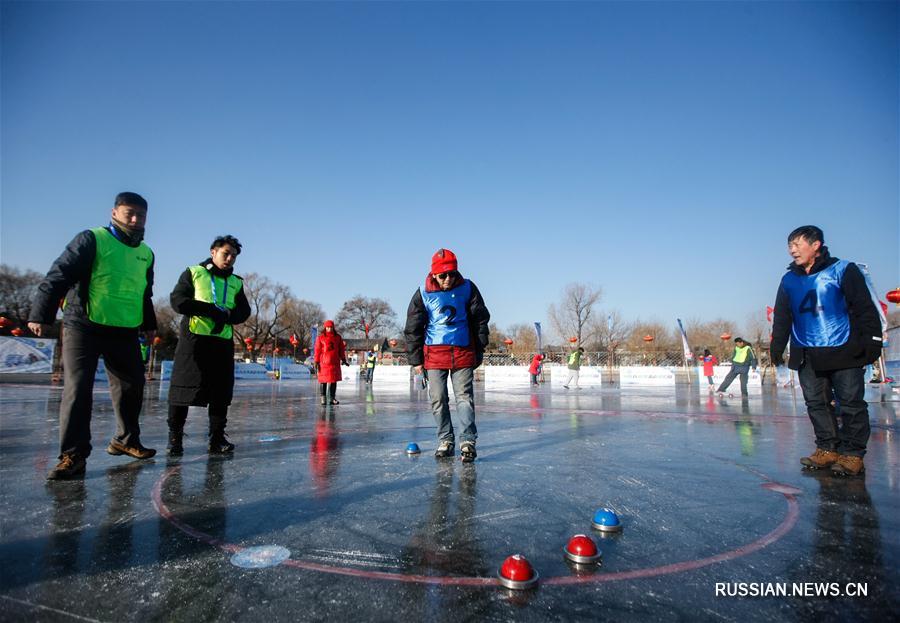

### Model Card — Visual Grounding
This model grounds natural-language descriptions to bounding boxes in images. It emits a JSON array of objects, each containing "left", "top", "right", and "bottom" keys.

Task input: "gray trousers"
[
  {"left": 59, "top": 328, "right": 146, "bottom": 458},
  {"left": 426, "top": 368, "right": 477, "bottom": 444}
]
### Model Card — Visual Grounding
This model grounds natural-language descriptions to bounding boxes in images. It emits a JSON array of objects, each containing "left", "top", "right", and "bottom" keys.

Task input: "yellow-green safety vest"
[
  {"left": 187, "top": 265, "right": 243, "bottom": 340},
  {"left": 87, "top": 227, "right": 152, "bottom": 328},
  {"left": 733, "top": 345, "right": 752, "bottom": 364}
]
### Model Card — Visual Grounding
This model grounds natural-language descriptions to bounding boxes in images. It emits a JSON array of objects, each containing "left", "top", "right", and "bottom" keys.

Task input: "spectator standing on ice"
[
  {"left": 563, "top": 347, "right": 585, "bottom": 389},
  {"left": 771, "top": 225, "right": 882, "bottom": 476},
  {"left": 166, "top": 235, "right": 251, "bottom": 456},
  {"left": 528, "top": 353, "right": 544, "bottom": 386},
  {"left": 315, "top": 320, "right": 348, "bottom": 405},
  {"left": 716, "top": 338, "right": 757, "bottom": 397},
  {"left": 365, "top": 350, "right": 377, "bottom": 384},
  {"left": 29, "top": 192, "right": 157, "bottom": 480},
  {"left": 701, "top": 349, "right": 718, "bottom": 390},
  {"left": 405, "top": 249, "right": 490, "bottom": 462}
]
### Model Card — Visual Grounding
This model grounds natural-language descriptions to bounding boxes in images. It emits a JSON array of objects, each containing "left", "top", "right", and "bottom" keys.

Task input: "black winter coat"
[
  {"left": 771, "top": 249, "right": 882, "bottom": 372},
  {"left": 168, "top": 260, "right": 251, "bottom": 407},
  {"left": 29, "top": 226, "right": 156, "bottom": 335}
]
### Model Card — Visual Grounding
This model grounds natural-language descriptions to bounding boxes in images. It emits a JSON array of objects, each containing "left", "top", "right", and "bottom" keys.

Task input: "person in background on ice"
[
  {"left": 771, "top": 225, "right": 882, "bottom": 476},
  {"left": 701, "top": 349, "right": 718, "bottom": 390},
  {"left": 529, "top": 353, "right": 545, "bottom": 386},
  {"left": 29, "top": 192, "right": 158, "bottom": 480},
  {"left": 166, "top": 235, "right": 251, "bottom": 456},
  {"left": 405, "top": 249, "right": 490, "bottom": 462},
  {"left": 314, "top": 320, "right": 348, "bottom": 405},
  {"left": 563, "top": 347, "right": 584, "bottom": 389},
  {"left": 365, "top": 350, "right": 377, "bottom": 384},
  {"left": 716, "top": 338, "right": 757, "bottom": 397}
]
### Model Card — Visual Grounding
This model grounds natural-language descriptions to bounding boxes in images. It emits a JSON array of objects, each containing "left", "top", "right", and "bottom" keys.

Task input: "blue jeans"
[
  {"left": 798, "top": 362, "right": 869, "bottom": 457},
  {"left": 426, "top": 368, "right": 476, "bottom": 444}
]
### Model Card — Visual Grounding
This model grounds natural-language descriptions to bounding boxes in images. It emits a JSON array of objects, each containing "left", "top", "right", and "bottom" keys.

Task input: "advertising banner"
[{"left": 0, "top": 337, "right": 55, "bottom": 374}]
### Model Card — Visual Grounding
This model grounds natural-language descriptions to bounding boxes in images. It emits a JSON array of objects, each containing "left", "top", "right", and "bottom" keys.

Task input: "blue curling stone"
[
  {"left": 405, "top": 442, "right": 421, "bottom": 455},
  {"left": 591, "top": 507, "right": 622, "bottom": 532}
]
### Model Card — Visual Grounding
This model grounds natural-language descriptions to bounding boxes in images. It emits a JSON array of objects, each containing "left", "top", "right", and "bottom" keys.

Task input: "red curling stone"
[
  {"left": 563, "top": 534, "right": 602, "bottom": 565},
  {"left": 498, "top": 554, "right": 539, "bottom": 590}
]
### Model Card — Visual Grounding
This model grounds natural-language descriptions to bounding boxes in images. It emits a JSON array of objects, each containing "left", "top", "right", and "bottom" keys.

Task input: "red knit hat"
[
  {"left": 323, "top": 320, "right": 335, "bottom": 329},
  {"left": 431, "top": 248, "right": 458, "bottom": 275}
]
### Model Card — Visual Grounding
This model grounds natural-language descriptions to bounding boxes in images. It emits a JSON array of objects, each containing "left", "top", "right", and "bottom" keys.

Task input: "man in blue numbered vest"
[
  {"left": 771, "top": 226, "right": 883, "bottom": 476},
  {"left": 28, "top": 192, "right": 158, "bottom": 480},
  {"left": 405, "top": 249, "right": 491, "bottom": 462}
]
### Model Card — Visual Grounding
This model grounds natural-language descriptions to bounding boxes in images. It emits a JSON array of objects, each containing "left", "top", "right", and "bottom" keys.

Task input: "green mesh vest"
[
  {"left": 188, "top": 265, "right": 242, "bottom": 339},
  {"left": 87, "top": 227, "right": 152, "bottom": 328}
]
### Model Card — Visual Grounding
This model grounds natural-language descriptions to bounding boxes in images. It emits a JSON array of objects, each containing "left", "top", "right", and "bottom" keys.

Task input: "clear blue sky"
[{"left": 2, "top": 1, "right": 898, "bottom": 337}]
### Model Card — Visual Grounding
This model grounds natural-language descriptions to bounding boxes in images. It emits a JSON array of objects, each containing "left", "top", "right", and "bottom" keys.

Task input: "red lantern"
[
  {"left": 720, "top": 333, "right": 732, "bottom": 341},
  {"left": 389, "top": 339, "right": 398, "bottom": 348},
  {"left": 0, "top": 317, "right": 10, "bottom": 329},
  {"left": 11, "top": 327, "right": 24, "bottom": 336},
  {"left": 153, "top": 336, "right": 162, "bottom": 345},
  {"left": 503, "top": 338, "right": 514, "bottom": 346},
  {"left": 569, "top": 337, "right": 578, "bottom": 344},
  {"left": 274, "top": 347, "right": 281, "bottom": 355},
  {"left": 642, "top": 334, "right": 654, "bottom": 342},
  {"left": 302, "top": 347, "right": 309, "bottom": 354},
  {"left": 887, "top": 288, "right": 900, "bottom": 305}
]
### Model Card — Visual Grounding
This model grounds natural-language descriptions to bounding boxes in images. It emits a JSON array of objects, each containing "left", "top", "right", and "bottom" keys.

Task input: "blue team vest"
[
  {"left": 421, "top": 280, "right": 471, "bottom": 347},
  {"left": 781, "top": 260, "right": 851, "bottom": 347}
]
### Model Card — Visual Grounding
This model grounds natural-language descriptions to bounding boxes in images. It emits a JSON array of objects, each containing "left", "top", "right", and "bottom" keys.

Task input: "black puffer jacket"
[
  {"left": 29, "top": 226, "right": 156, "bottom": 334},
  {"left": 770, "top": 248, "right": 882, "bottom": 371}
]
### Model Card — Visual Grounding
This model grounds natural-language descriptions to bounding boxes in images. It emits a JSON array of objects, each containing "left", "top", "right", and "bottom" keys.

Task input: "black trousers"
[
  {"left": 798, "top": 362, "right": 870, "bottom": 457},
  {"left": 167, "top": 404, "right": 229, "bottom": 436},
  {"left": 59, "top": 328, "right": 146, "bottom": 458},
  {"left": 716, "top": 365, "right": 750, "bottom": 395},
  {"left": 319, "top": 383, "right": 337, "bottom": 398}
]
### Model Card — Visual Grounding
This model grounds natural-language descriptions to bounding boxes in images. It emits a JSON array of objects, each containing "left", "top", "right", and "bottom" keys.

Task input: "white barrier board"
[
  {"left": 695, "top": 366, "right": 762, "bottom": 391},
  {"left": 369, "top": 366, "right": 412, "bottom": 385},
  {"left": 619, "top": 366, "right": 676, "bottom": 386},
  {"left": 552, "top": 366, "right": 603, "bottom": 388},
  {"left": 484, "top": 365, "right": 532, "bottom": 388}
]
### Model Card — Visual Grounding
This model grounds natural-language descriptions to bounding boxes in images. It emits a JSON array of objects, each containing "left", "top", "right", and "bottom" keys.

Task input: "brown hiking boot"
[
  {"left": 831, "top": 455, "right": 865, "bottom": 476},
  {"left": 47, "top": 453, "right": 86, "bottom": 480},
  {"left": 107, "top": 440, "right": 156, "bottom": 459},
  {"left": 800, "top": 448, "right": 839, "bottom": 470}
]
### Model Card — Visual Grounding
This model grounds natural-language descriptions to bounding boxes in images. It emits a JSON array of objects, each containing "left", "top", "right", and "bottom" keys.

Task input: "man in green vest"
[
  {"left": 167, "top": 235, "right": 251, "bottom": 455},
  {"left": 365, "top": 350, "right": 377, "bottom": 384},
  {"left": 716, "top": 337, "right": 757, "bottom": 397},
  {"left": 29, "top": 192, "right": 158, "bottom": 480}
]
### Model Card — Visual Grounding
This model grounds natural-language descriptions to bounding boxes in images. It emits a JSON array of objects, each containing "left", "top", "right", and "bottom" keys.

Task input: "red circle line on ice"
[{"left": 151, "top": 460, "right": 801, "bottom": 587}]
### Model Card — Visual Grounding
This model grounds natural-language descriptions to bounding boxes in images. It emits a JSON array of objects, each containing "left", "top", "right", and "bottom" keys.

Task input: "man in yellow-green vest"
[
  {"left": 167, "top": 235, "right": 251, "bottom": 455},
  {"left": 716, "top": 337, "right": 758, "bottom": 397},
  {"left": 29, "top": 192, "right": 158, "bottom": 480},
  {"left": 365, "top": 350, "right": 377, "bottom": 384}
]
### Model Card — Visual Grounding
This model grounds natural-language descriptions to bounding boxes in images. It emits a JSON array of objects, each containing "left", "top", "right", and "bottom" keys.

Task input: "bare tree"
[
  {"left": 486, "top": 322, "right": 507, "bottom": 350},
  {"left": 590, "top": 309, "right": 631, "bottom": 351},
  {"left": 506, "top": 323, "right": 538, "bottom": 354},
  {"left": 279, "top": 298, "right": 326, "bottom": 355},
  {"left": 684, "top": 317, "right": 740, "bottom": 361},
  {"left": 547, "top": 283, "right": 602, "bottom": 347},
  {"left": 0, "top": 264, "right": 43, "bottom": 323},
  {"left": 232, "top": 272, "right": 292, "bottom": 358},
  {"left": 334, "top": 295, "right": 397, "bottom": 338}
]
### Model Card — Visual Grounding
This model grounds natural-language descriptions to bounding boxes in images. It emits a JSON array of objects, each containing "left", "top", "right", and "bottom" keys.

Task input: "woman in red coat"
[
  {"left": 528, "top": 353, "right": 544, "bottom": 386},
  {"left": 314, "top": 320, "right": 348, "bottom": 405},
  {"left": 701, "top": 349, "right": 718, "bottom": 390}
]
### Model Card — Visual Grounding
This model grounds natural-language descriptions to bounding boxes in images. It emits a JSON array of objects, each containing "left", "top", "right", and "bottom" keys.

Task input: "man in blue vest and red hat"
[
  {"left": 405, "top": 249, "right": 491, "bottom": 462},
  {"left": 771, "top": 225, "right": 883, "bottom": 476}
]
